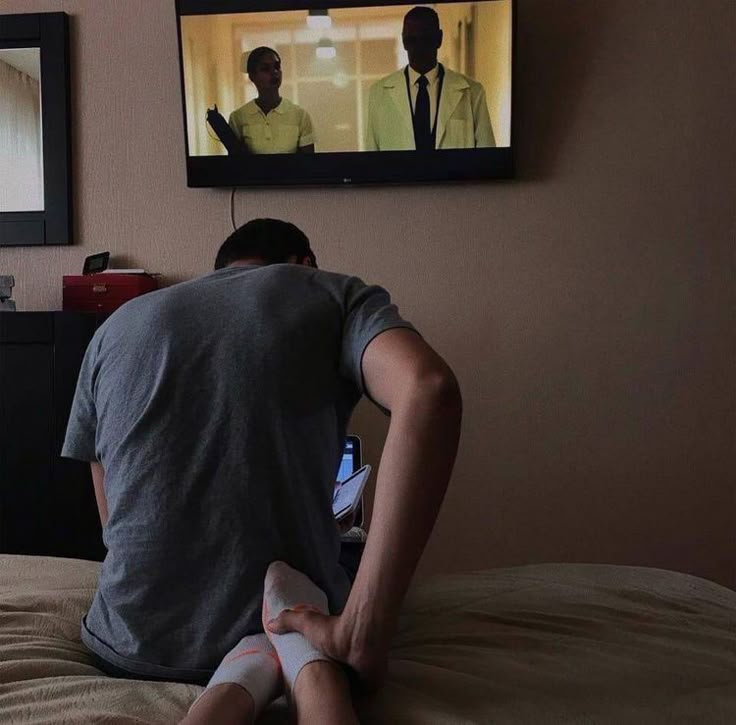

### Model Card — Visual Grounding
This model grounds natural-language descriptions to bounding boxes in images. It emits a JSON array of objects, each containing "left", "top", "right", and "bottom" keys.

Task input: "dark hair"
[
  {"left": 404, "top": 6, "right": 441, "bottom": 30},
  {"left": 246, "top": 46, "right": 280, "bottom": 77},
  {"left": 214, "top": 218, "right": 316, "bottom": 270}
]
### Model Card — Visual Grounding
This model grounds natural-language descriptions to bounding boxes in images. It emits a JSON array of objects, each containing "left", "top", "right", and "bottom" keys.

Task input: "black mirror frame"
[{"left": 0, "top": 12, "right": 72, "bottom": 247}]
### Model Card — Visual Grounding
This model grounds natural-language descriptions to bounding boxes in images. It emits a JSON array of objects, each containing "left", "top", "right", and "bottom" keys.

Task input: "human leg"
[
  {"left": 180, "top": 683, "right": 255, "bottom": 725},
  {"left": 180, "top": 633, "right": 281, "bottom": 725},
  {"left": 292, "top": 659, "right": 359, "bottom": 725},
  {"left": 262, "top": 561, "right": 359, "bottom": 724}
]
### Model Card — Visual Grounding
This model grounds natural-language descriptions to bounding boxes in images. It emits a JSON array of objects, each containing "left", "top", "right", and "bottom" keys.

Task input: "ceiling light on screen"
[
  {"left": 316, "top": 38, "right": 337, "bottom": 59},
  {"left": 307, "top": 9, "right": 332, "bottom": 30}
]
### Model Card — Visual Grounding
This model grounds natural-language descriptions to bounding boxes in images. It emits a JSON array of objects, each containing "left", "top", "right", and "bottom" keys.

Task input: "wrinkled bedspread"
[{"left": 1, "top": 555, "right": 735, "bottom": 724}]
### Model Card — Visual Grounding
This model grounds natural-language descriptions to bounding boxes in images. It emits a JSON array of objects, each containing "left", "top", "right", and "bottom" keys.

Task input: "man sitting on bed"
[{"left": 62, "top": 218, "right": 462, "bottom": 725}]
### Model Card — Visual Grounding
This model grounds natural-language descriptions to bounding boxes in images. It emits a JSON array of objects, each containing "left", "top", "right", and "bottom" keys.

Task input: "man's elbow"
[{"left": 407, "top": 363, "right": 462, "bottom": 418}]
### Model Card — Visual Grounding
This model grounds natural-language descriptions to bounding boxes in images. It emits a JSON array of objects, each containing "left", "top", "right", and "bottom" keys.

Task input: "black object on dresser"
[{"left": 0, "top": 312, "right": 106, "bottom": 561}]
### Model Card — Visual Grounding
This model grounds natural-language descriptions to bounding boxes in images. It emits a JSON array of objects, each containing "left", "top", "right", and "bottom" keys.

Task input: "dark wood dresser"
[{"left": 0, "top": 312, "right": 106, "bottom": 561}]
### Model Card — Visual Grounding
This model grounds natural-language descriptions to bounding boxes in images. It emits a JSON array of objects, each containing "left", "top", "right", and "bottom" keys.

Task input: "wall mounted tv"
[{"left": 175, "top": 0, "right": 513, "bottom": 187}]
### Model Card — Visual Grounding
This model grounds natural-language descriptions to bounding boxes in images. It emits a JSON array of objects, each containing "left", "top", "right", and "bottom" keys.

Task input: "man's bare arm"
[
  {"left": 90, "top": 461, "right": 108, "bottom": 527},
  {"left": 268, "top": 327, "right": 462, "bottom": 687},
  {"left": 341, "top": 328, "right": 462, "bottom": 682}
]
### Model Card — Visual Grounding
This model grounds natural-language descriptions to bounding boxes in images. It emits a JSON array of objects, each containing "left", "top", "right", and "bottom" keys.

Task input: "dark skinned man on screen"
[{"left": 366, "top": 6, "right": 495, "bottom": 151}]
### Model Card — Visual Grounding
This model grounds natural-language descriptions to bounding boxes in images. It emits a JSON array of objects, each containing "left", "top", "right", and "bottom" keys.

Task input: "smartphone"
[{"left": 332, "top": 464, "right": 372, "bottom": 522}]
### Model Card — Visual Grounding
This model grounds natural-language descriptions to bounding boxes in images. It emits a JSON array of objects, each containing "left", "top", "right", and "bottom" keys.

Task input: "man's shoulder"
[
  {"left": 229, "top": 100, "right": 257, "bottom": 123},
  {"left": 92, "top": 285, "right": 168, "bottom": 335},
  {"left": 443, "top": 67, "right": 486, "bottom": 95},
  {"left": 275, "top": 265, "right": 380, "bottom": 307},
  {"left": 94, "top": 275, "right": 209, "bottom": 336},
  {"left": 272, "top": 264, "right": 356, "bottom": 291},
  {"left": 370, "top": 68, "right": 405, "bottom": 93},
  {"left": 276, "top": 97, "right": 298, "bottom": 117},
  {"left": 284, "top": 99, "right": 313, "bottom": 124}
]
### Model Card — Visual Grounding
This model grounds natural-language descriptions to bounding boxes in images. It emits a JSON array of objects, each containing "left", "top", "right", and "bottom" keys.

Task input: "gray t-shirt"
[{"left": 62, "top": 263, "right": 415, "bottom": 682}]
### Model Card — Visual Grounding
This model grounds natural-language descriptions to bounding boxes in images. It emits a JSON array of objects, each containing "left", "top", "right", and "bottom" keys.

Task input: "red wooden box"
[{"left": 62, "top": 273, "right": 158, "bottom": 313}]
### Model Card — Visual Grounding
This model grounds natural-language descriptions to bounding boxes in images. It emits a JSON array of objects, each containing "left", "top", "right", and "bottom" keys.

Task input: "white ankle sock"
[
  {"left": 262, "top": 561, "right": 332, "bottom": 691},
  {"left": 189, "top": 633, "right": 281, "bottom": 716}
]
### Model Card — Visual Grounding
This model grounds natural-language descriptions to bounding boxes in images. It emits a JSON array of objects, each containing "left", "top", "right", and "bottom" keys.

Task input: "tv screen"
[{"left": 175, "top": 0, "right": 513, "bottom": 187}]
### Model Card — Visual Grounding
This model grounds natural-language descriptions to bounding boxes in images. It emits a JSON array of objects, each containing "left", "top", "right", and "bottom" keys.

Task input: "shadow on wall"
[{"left": 514, "top": 0, "right": 610, "bottom": 181}]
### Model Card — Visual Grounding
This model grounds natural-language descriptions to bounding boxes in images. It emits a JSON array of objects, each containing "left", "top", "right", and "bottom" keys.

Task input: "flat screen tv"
[{"left": 175, "top": 0, "right": 514, "bottom": 187}]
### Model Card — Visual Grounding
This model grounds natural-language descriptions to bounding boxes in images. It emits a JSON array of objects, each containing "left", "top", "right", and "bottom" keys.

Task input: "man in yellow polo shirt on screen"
[{"left": 229, "top": 46, "right": 315, "bottom": 154}]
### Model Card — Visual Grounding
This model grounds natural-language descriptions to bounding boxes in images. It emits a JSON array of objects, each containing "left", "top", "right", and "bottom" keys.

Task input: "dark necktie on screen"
[{"left": 413, "top": 75, "right": 432, "bottom": 150}]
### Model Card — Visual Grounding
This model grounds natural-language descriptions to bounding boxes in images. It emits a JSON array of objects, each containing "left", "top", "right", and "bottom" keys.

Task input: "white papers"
[{"left": 100, "top": 269, "right": 146, "bottom": 274}]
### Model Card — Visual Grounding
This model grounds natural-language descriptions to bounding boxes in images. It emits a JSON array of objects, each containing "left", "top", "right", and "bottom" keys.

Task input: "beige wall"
[{"left": 1, "top": 0, "right": 734, "bottom": 587}]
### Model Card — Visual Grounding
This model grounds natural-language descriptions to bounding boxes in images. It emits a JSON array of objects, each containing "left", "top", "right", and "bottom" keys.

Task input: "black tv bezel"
[{"left": 175, "top": 0, "right": 515, "bottom": 188}]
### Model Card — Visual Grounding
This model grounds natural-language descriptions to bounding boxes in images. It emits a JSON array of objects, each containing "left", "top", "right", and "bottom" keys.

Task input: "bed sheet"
[{"left": 1, "top": 555, "right": 735, "bottom": 724}]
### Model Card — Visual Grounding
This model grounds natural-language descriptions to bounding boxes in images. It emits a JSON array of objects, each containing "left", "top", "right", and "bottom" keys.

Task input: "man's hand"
[{"left": 266, "top": 609, "right": 389, "bottom": 692}]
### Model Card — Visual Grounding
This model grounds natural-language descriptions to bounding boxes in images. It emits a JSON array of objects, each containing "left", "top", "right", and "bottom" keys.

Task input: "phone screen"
[{"left": 332, "top": 465, "right": 371, "bottom": 521}]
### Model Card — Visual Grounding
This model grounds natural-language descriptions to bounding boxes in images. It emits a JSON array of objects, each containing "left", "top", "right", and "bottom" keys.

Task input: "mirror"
[
  {"left": 0, "top": 48, "right": 44, "bottom": 212},
  {"left": 0, "top": 12, "right": 72, "bottom": 246}
]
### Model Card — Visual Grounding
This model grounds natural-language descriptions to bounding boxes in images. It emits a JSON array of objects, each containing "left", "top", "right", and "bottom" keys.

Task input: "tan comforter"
[{"left": 1, "top": 555, "right": 735, "bottom": 724}]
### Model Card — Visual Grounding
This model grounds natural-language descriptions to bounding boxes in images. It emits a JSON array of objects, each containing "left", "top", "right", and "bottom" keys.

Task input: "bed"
[{"left": 1, "top": 555, "right": 735, "bottom": 724}]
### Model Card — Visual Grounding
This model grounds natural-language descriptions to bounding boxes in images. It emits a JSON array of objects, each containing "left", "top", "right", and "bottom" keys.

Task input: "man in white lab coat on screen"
[{"left": 365, "top": 5, "right": 495, "bottom": 151}]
